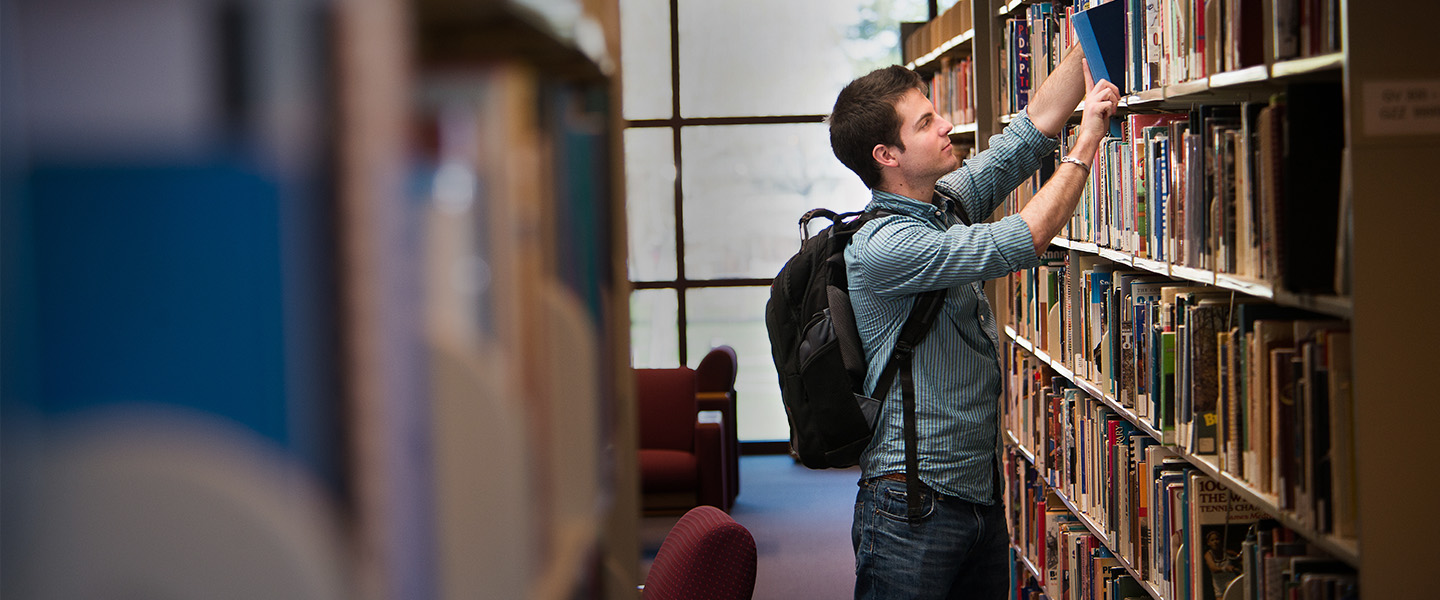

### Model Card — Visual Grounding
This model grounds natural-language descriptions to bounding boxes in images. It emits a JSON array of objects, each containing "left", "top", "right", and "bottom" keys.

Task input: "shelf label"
[{"left": 1363, "top": 80, "right": 1440, "bottom": 136}]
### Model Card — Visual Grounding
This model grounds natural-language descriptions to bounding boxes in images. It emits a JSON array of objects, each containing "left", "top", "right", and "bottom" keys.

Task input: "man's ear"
[{"left": 872, "top": 143, "right": 899, "bottom": 168}]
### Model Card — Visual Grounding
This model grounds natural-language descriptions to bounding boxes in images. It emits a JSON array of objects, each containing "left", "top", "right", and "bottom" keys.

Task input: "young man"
[{"left": 829, "top": 48, "right": 1120, "bottom": 600}]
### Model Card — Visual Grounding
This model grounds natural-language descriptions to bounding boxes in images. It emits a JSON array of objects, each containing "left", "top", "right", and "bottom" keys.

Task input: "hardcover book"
[
  {"left": 1129, "top": 113, "right": 1188, "bottom": 259},
  {"left": 1269, "top": 347, "right": 1298, "bottom": 507},
  {"left": 1120, "top": 275, "right": 1169, "bottom": 412},
  {"left": 1235, "top": 305, "right": 1312, "bottom": 489},
  {"left": 1130, "top": 278, "right": 1172, "bottom": 420},
  {"left": 1045, "top": 508, "right": 1080, "bottom": 598},
  {"left": 1325, "top": 330, "right": 1356, "bottom": 538},
  {"left": 1014, "top": 17, "right": 1033, "bottom": 111},
  {"left": 1187, "top": 299, "right": 1228, "bottom": 455},
  {"left": 1187, "top": 472, "right": 1266, "bottom": 600},
  {"left": 1073, "top": 0, "right": 1127, "bottom": 135}
]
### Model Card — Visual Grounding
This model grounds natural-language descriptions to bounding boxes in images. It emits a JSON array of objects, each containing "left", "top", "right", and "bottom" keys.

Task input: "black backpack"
[{"left": 765, "top": 206, "right": 959, "bottom": 518}]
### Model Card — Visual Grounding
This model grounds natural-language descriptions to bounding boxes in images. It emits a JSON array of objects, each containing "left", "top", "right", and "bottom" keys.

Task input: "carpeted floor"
[{"left": 640, "top": 454, "right": 862, "bottom": 599}]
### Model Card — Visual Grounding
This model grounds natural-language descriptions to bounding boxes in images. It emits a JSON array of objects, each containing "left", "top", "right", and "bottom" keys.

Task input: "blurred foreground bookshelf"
[
  {"left": 1, "top": 1, "right": 631, "bottom": 598},
  {"left": 338, "top": 0, "right": 635, "bottom": 599},
  {"left": 905, "top": 1, "right": 1440, "bottom": 598}
]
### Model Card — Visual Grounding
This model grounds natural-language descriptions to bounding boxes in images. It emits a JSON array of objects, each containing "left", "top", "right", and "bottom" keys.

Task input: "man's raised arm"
[{"left": 1024, "top": 47, "right": 1093, "bottom": 139}]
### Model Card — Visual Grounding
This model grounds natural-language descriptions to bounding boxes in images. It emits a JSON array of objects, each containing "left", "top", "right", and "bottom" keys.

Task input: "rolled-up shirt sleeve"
[
  {"left": 855, "top": 211, "right": 1042, "bottom": 297},
  {"left": 937, "top": 109, "right": 1059, "bottom": 220}
]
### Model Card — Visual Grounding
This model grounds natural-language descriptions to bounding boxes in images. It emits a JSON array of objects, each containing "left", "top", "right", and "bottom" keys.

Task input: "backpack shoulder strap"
[
  {"left": 868, "top": 288, "right": 945, "bottom": 521},
  {"left": 932, "top": 190, "right": 974, "bottom": 226},
  {"left": 868, "top": 289, "right": 944, "bottom": 403},
  {"left": 851, "top": 203, "right": 950, "bottom": 519}
]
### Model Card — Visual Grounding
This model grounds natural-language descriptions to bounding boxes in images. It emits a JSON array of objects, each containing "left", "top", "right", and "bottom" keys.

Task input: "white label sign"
[{"left": 1363, "top": 80, "right": 1440, "bottom": 136}]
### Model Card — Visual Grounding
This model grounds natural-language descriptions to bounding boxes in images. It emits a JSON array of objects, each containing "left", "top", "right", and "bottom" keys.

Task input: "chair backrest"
[
  {"left": 636, "top": 367, "right": 698, "bottom": 452},
  {"left": 643, "top": 505, "right": 756, "bottom": 600},
  {"left": 695, "top": 345, "right": 738, "bottom": 393}
]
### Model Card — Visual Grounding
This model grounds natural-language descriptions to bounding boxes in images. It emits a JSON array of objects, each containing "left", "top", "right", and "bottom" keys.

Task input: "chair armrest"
[
  {"left": 694, "top": 420, "right": 726, "bottom": 509},
  {"left": 695, "top": 391, "right": 732, "bottom": 413},
  {"left": 696, "top": 390, "right": 740, "bottom": 507}
]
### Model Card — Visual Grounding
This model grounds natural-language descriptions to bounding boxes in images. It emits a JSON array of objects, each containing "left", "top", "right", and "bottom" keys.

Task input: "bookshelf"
[
  {"left": 337, "top": 1, "right": 635, "bottom": 599},
  {"left": 906, "top": 1, "right": 1440, "bottom": 598},
  {"left": 2, "top": 1, "right": 628, "bottom": 598}
]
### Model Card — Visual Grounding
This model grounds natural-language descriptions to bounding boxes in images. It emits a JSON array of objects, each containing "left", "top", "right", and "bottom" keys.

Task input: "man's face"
[{"left": 889, "top": 87, "right": 958, "bottom": 182}]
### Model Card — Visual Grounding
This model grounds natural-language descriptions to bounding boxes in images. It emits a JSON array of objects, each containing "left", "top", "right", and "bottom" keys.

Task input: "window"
[{"left": 621, "top": 0, "right": 927, "bottom": 442}]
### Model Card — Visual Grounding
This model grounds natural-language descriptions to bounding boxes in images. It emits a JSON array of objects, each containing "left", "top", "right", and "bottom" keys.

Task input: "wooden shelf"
[
  {"left": 1096, "top": 247, "right": 1133, "bottom": 266},
  {"left": 907, "top": 29, "right": 975, "bottom": 70},
  {"left": 1208, "top": 65, "right": 1271, "bottom": 88},
  {"left": 1013, "top": 543, "right": 1045, "bottom": 584},
  {"left": 996, "top": 0, "right": 1027, "bottom": 16},
  {"left": 1118, "top": 58, "right": 1341, "bottom": 109},
  {"left": 950, "top": 122, "right": 979, "bottom": 136},
  {"left": 1271, "top": 52, "right": 1345, "bottom": 78},
  {"left": 1272, "top": 290, "right": 1353, "bottom": 319},
  {"left": 1213, "top": 273, "right": 1275, "bottom": 299},
  {"left": 1127, "top": 87, "right": 1167, "bottom": 106},
  {"left": 1053, "top": 238, "right": 1353, "bottom": 318},
  {"left": 1165, "top": 77, "right": 1209, "bottom": 97},
  {"left": 1167, "top": 262, "right": 1216, "bottom": 285},
  {"left": 1132, "top": 255, "right": 1167, "bottom": 274},
  {"left": 1180, "top": 453, "right": 1360, "bottom": 567}
]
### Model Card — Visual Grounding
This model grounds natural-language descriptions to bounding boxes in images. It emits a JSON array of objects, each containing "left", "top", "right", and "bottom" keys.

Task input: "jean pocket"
[{"left": 875, "top": 481, "right": 935, "bottom": 522}]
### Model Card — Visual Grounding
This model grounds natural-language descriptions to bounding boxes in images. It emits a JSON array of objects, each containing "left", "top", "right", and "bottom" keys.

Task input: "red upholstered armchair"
[
  {"left": 695, "top": 346, "right": 740, "bottom": 509},
  {"left": 637, "top": 367, "right": 728, "bottom": 512},
  {"left": 641, "top": 505, "right": 756, "bottom": 600}
]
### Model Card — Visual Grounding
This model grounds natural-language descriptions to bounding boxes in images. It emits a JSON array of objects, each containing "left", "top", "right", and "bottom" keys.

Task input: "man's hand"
[
  {"left": 1018, "top": 58, "right": 1124, "bottom": 255},
  {"left": 1076, "top": 58, "right": 1121, "bottom": 144}
]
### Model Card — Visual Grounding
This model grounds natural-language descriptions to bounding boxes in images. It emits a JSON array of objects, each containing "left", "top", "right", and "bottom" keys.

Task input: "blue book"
[
  {"left": 1152, "top": 133, "right": 1171, "bottom": 260},
  {"left": 1073, "top": 0, "right": 1127, "bottom": 136}
]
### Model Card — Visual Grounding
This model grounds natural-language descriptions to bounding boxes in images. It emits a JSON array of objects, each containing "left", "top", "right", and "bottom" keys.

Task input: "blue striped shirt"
[{"left": 845, "top": 110, "right": 1057, "bottom": 504}]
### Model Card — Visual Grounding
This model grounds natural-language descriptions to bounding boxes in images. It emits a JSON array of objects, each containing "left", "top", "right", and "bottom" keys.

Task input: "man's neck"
[{"left": 874, "top": 178, "right": 941, "bottom": 204}]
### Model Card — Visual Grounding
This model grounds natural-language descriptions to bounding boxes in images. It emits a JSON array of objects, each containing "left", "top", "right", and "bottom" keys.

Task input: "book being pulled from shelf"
[{"left": 1072, "top": 0, "right": 1126, "bottom": 135}]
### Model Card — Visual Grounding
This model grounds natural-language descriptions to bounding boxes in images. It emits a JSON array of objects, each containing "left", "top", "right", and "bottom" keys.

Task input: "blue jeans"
[{"left": 852, "top": 477, "right": 1009, "bottom": 600}]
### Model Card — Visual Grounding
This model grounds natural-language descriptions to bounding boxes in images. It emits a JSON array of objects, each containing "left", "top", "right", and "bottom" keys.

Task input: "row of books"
[
  {"left": 1074, "top": 0, "right": 1341, "bottom": 96},
  {"left": 1003, "top": 252, "right": 1358, "bottom": 540},
  {"left": 931, "top": 55, "right": 978, "bottom": 127},
  {"left": 994, "top": 5, "right": 1348, "bottom": 296},
  {"left": 901, "top": 0, "right": 973, "bottom": 66},
  {"left": 1009, "top": 457, "right": 1151, "bottom": 600},
  {"left": 1005, "top": 445, "right": 1358, "bottom": 600},
  {"left": 1042, "top": 84, "right": 1346, "bottom": 295},
  {"left": 998, "top": 2, "right": 1072, "bottom": 117},
  {"left": 922, "top": 0, "right": 1343, "bottom": 116}
]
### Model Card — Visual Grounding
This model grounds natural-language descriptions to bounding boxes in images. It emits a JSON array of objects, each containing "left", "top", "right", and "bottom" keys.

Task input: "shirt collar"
[{"left": 868, "top": 188, "right": 937, "bottom": 219}]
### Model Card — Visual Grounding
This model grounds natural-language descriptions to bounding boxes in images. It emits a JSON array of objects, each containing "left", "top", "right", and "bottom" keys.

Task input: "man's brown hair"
[{"left": 828, "top": 65, "right": 926, "bottom": 189}]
